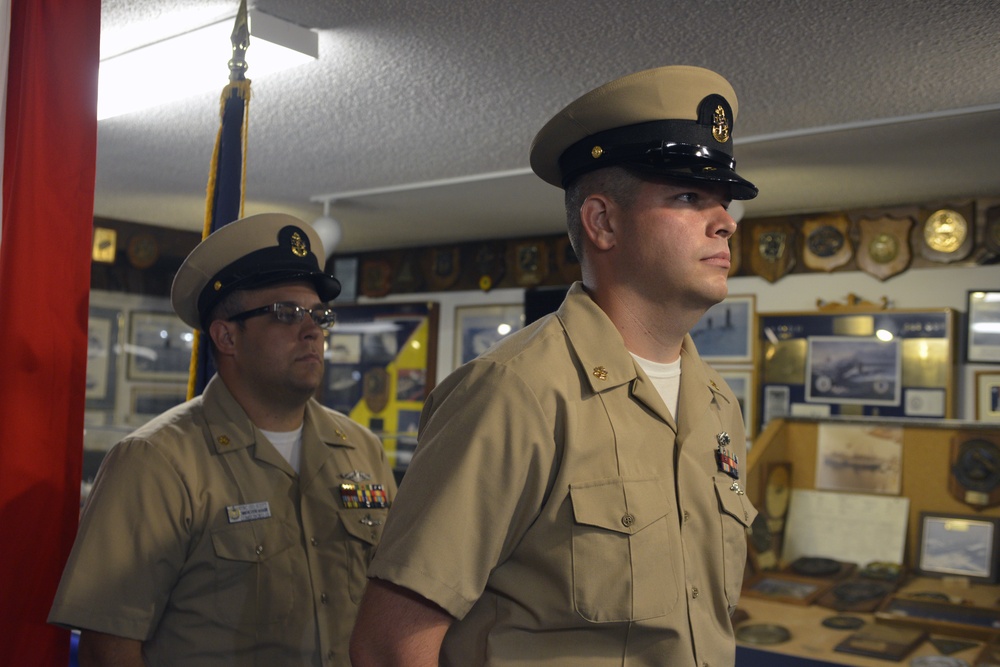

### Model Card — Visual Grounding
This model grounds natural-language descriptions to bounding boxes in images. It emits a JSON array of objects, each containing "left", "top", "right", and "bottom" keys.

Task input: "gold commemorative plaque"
[
  {"left": 127, "top": 233, "right": 160, "bottom": 269},
  {"left": 474, "top": 242, "right": 506, "bottom": 292},
  {"left": 92, "top": 227, "right": 117, "bottom": 264},
  {"left": 362, "top": 367, "right": 390, "bottom": 414},
  {"left": 856, "top": 215, "right": 913, "bottom": 281},
  {"left": 423, "top": 247, "right": 461, "bottom": 291},
  {"left": 392, "top": 251, "right": 423, "bottom": 293},
  {"left": 802, "top": 214, "right": 853, "bottom": 272},
  {"left": 919, "top": 206, "right": 972, "bottom": 263},
  {"left": 749, "top": 220, "right": 796, "bottom": 283},
  {"left": 360, "top": 259, "right": 393, "bottom": 297},
  {"left": 762, "top": 338, "right": 807, "bottom": 385},
  {"left": 511, "top": 240, "right": 550, "bottom": 287},
  {"left": 949, "top": 434, "right": 1000, "bottom": 508}
]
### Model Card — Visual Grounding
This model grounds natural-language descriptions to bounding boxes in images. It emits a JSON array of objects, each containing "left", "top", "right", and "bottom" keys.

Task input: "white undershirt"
[
  {"left": 260, "top": 426, "right": 304, "bottom": 474},
  {"left": 631, "top": 354, "right": 682, "bottom": 420}
]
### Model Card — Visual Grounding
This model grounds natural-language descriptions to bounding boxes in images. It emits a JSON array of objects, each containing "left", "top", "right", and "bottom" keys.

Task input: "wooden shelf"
[{"left": 737, "top": 577, "right": 999, "bottom": 665}]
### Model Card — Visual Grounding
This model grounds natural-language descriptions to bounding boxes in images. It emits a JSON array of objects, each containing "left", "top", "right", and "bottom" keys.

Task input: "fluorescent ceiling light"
[{"left": 98, "top": 9, "right": 317, "bottom": 121}]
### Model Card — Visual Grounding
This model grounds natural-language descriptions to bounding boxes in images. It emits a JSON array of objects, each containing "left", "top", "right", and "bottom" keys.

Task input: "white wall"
[{"left": 361, "top": 264, "right": 999, "bottom": 421}]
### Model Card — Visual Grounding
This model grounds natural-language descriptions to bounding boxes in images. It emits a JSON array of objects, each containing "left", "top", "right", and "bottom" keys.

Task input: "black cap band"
[
  {"left": 557, "top": 117, "right": 756, "bottom": 198},
  {"left": 196, "top": 225, "right": 341, "bottom": 328}
]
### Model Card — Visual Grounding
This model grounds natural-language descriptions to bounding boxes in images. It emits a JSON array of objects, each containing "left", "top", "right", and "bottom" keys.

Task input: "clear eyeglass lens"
[
  {"left": 310, "top": 309, "right": 336, "bottom": 329},
  {"left": 274, "top": 303, "right": 335, "bottom": 329}
]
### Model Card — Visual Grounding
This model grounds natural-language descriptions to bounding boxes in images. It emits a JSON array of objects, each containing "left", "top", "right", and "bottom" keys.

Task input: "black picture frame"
[{"left": 916, "top": 512, "right": 1000, "bottom": 583}]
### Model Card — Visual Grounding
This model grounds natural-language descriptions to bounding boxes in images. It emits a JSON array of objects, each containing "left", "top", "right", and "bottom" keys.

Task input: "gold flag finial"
[{"left": 228, "top": 0, "right": 250, "bottom": 82}]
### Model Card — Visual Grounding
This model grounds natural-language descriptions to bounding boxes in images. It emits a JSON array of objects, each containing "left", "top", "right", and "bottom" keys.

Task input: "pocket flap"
[
  {"left": 338, "top": 507, "right": 388, "bottom": 545},
  {"left": 211, "top": 519, "right": 296, "bottom": 562},
  {"left": 715, "top": 476, "right": 756, "bottom": 527},
  {"left": 570, "top": 478, "right": 670, "bottom": 534}
]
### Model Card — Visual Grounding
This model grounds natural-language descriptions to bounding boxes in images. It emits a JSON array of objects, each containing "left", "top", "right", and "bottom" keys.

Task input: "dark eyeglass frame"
[{"left": 227, "top": 302, "right": 337, "bottom": 329}]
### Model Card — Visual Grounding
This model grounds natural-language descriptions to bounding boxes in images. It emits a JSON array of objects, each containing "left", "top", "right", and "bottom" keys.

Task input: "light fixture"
[
  {"left": 312, "top": 199, "right": 342, "bottom": 259},
  {"left": 98, "top": 9, "right": 318, "bottom": 121}
]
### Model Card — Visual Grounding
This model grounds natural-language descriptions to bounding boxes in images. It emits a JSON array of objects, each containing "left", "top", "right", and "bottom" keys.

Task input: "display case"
[{"left": 737, "top": 416, "right": 1000, "bottom": 666}]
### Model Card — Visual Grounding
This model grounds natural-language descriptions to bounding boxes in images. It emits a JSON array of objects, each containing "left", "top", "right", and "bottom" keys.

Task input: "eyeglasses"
[{"left": 228, "top": 302, "right": 337, "bottom": 330}]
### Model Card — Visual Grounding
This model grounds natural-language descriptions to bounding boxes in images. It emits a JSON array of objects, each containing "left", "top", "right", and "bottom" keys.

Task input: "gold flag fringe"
[{"left": 187, "top": 78, "right": 252, "bottom": 400}]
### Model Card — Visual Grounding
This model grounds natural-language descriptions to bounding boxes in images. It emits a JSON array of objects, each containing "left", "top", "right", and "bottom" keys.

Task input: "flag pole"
[{"left": 187, "top": 0, "right": 252, "bottom": 399}]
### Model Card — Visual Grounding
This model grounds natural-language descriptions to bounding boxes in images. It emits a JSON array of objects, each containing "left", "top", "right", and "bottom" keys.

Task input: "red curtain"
[{"left": 0, "top": 0, "right": 100, "bottom": 664}]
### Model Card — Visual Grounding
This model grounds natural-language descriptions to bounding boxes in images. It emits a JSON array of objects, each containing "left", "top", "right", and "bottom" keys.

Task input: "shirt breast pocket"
[
  {"left": 332, "top": 505, "right": 389, "bottom": 603},
  {"left": 569, "top": 477, "right": 680, "bottom": 622},
  {"left": 714, "top": 477, "right": 756, "bottom": 611},
  {"left": 210, "top": 519, "right": 299, "bottom": 628}
]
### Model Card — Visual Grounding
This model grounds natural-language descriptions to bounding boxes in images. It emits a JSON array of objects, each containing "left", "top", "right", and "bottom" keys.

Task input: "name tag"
[{"left": 226, "top": 501, "right": 272, "bottom": 524}]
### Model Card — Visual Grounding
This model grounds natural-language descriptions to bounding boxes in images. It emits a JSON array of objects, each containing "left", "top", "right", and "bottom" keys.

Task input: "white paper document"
[{"left": 781, "top": 489, "right": 909, "bottom": 566}]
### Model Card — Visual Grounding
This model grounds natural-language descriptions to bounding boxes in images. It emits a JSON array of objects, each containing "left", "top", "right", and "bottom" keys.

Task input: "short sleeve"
[
  {"left": 367, "top": 360, "right": 555, "bottom": 619},
  {"left": 49, "top": 439, "right": 193, "bottom": 639}
]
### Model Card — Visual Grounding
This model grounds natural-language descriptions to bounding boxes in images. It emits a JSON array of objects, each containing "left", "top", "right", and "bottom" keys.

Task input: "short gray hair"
[
  {"left": 204, "top": 290, "right": 248, "bottom": 359},
  {"left": 563, "top": 166, "right": 643, "bottom": 261}
]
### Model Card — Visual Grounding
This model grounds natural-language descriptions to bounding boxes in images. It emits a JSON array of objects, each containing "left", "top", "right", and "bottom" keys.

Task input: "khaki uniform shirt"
[
  {"left": 50, "top": 375, "right": 396, "bottom": 667},
  {"left": 368, "top": 283, "right": 756, "bottom": 667}
]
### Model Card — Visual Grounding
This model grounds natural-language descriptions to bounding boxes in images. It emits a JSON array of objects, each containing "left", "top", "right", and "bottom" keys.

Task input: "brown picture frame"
[{"left": 741, "top": 572, "right": 832, "bottom": 605}]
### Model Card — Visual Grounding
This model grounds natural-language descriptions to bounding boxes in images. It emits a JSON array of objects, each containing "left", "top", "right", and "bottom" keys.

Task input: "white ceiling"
[{"left": 95, "top": 0, "right": 1000, "bottom": 254}]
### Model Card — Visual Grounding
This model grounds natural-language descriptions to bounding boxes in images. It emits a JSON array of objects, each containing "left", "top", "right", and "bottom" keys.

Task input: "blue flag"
[{"left": 188, "top": 3, "right": 251, "bottom": 398}]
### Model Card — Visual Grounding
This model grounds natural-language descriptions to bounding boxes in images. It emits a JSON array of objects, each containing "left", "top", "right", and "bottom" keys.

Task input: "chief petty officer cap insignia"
[
  {"left": 528, "top": 65, "right": 758, "bottom": 200},
  {"left": 171, "top": 212, "right": 342, "bottom": 330}
]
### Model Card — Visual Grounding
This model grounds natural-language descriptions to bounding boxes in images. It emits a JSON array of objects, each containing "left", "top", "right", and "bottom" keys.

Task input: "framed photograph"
[
  {"left": 975, "top": 371, "right": 1000, "bottom": 422},
  {"left": 453, "top": 304, "right": 524, "bottom": 368},
  {"left": 332, "top": 255, "right": 359, "bottom": 303},
  {"left": 806, "top": 335, "right": 901, "bottom": 406},
  {"left": 86, "top": 307, "right": 121, "bottom": 409},
  {"left": 916, "top": 512, "right": 1000, "bottom": 583},
  {"left": 691, "top": 294, "right": 755, "bottom": 363},
  {"left": 321, "top": 301, "right": 438, "bottom": 408},
  {"left": 127, "top": 311, "right": 194, "bottom": 381},
  {"left": 814, "top": 423, "right": 902, "bottom": 495},
  {"left": 715, "top": 367, "right": 754, "bottom": 437},
  {"left": 327, "top": 333, "right": 362, "bottom": 364},
  {"left": 967, "top": 290, "right": 1000, "bottom": 363},
  {"left": 834, "top": 623, "right": 928, "bottom": 661},
  {"left": 758, "top": 307, "right": 955, "bottom": 425},
  {"left": 761, "top": 384, "right": 791, "bottom": 428},
  {"left": 128, "top": 384, "right": 188, "bottom": 425},
  {"left": 741, "top": 572, "right": 831, "bottom": 605}
]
